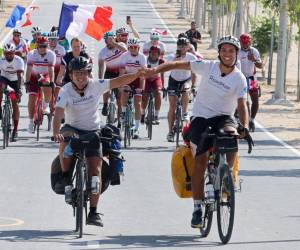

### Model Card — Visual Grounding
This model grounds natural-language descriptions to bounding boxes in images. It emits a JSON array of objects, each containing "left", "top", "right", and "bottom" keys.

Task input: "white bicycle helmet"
[
  {"left": 13, "top": 28, "right": 21, "bottom": 34},
  {"left": 48, "top": 31, "right": 59, "bottom": 39},
  {"left": 31, "top": 26, "right": 42, "bottom": 35},
  {"left": 127, "top": 38, "right": 140, "bottom": 46},
  {"left": 116, "top": 27, "right": 129, "bottom": 35},
  {"left": 217, "top": 35, "right": 240, "bottom": 51},
  {"left": 3, "top": 43, "right": 16, "bottom": 52},
  {"left": 150, "top": 31, "right": 160, "bottom": 40}
]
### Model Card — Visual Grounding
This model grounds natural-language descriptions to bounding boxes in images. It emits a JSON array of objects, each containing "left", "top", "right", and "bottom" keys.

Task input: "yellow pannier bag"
[{"left": 171, "top": 145, "right": 195, "bottom": 198}]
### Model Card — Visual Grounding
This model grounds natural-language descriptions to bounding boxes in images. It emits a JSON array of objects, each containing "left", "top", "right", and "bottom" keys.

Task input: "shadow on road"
[
  {"left": 70, "top": 234, "right": 220, "bottom": 249},
  {"left": 239, "top": 169, "right": 300, "bottom": 178}
]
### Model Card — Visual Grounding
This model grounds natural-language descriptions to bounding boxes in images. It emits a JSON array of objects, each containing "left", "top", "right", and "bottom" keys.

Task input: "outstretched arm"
[
  {"left": 110, "top": 69, "right": 144, "bottom": 89},
  {"left": 151, "top": 61, "right": 191, "bottom": 75}
]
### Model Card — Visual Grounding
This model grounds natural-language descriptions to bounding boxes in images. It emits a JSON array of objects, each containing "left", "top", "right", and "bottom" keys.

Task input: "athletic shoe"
[
  {"left": 86, "top": 212, "right": 103, "bottom": 227},
  {"left": 27, "top": 122, "right": 34, "bottom": 134},
  {"left": 191, "top": 209, "right": 203, "bottom": 228},
  {"left": 167, "top": 132, "right": 174, "bottom": 142}
]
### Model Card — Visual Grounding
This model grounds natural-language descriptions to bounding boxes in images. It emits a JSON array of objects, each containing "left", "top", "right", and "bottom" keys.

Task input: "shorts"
[
  {"left": 60, "top": 124, "right": 102, "bottom": 158},
  {"left": 104, "top": 71, "right": 119, "bottom": 79},
  {"left": 145, "top": 78, "right": 162, "bottom": 93},
  {"left": 27, "top": 74, "right": 50, "bottom": 94},
  {"left": 189, "top": 116, "right": 237, "bottom": 156},
  {"left": 0, "top": 76, "right": 19, "bottom": 92},
  {"left": 123, "top": 78, "right": 143, "bottom": 96},
  {"left": 167, "top": 76, "right": 190, "bottom": 96}
]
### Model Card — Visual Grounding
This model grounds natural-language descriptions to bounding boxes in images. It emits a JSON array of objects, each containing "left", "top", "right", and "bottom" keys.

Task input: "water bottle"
[
  {"left": 91, "top": 176, "right": 100, "bottom": 194},
  {"left": 65, "top": 185, "right": 73, "bottom": 204},
  {"left": 206, "top": 183, "right": 215, "bottom": 203}
]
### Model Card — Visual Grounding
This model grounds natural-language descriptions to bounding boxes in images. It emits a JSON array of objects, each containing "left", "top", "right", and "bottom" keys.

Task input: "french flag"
[{"left": 58, "top": 3, "right": 113, "bottom": 41}]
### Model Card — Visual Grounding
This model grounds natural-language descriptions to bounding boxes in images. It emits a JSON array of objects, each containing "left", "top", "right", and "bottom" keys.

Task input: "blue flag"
[
  {"left": 58, "top": 3, "right": 78, "bottom": 38},
  {"left": 5, "top": 5, "right": 26, "bottom": 28}
]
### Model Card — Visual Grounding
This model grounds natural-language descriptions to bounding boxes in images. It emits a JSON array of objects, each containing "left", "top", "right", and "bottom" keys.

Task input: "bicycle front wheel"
[
  {"left": 217, "top": 164, "right": 235, "bottom": 244},
  {"left": 175, "top": 106, "right": 182, "bottom": 147},
  {"left": 2, "top": 104, "right": 10, "bottom": 149},
  {"left": 36, "top": 101, "right": 43, "bottom": 141},
  {"left": 75, "top": 162, "right": 84, "bottom": 238},
  {"left": 147, "top": 98, "right": 154, "bottom": 140}
]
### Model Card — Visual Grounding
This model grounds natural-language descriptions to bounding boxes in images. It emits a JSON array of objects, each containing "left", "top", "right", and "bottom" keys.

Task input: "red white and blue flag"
[{"left": 58, "top": 3, "right": 113, "bottom": 40}]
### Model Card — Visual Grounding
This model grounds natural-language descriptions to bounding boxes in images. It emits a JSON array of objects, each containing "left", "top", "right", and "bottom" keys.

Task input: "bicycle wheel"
[
  {"left": 75, "top": 161, "right": 85, "bottom": 238},
  {"left": 217, "top": 164, "right": 235, "bottom": 244},
  {"left": 36, "top": 101, "right": 43, "bottom": 141},
  {"left": 47, "top": 113, "right": 52, "bottom": 131},
  {"left": 107, "top": 102, "right": 116, "bottom": 124},
  {"left": 147, "top": 98, "right": 154, "bottom": 140},
  {"left": 2, "top": 104, "right": 9, "bottom": 149},
  {"left": 175, "top": 105, "right": 182, "bottom": 147},
  {"left": 5, "top": 104, "right": 11, "bottom": 147},
  {"left": 200, "top": 175, "right": 214, "bottom": 238}
]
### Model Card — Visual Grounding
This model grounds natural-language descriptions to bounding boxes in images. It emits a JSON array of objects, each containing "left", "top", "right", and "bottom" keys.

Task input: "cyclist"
[
  {"left": 178, "top": 33, "right": 202, "bottom": 60},
  {"left": 50, "top": 26, "right": 70, "bottom": 51},
  {"left": 0, "top": 43, "right": 24, "bottom": 141},
  {"left": 52, "top": 56, "right": 145, "bottom": 226},
  {"left": 141, "top": 46, "right": 164, "bottom": 125},
  {"left": 25, "top": 36, "right": 56, "bottom": 133},
  {"left": 48, "top": 31, "right": 66, "bottom": 99},
  {"left": 9, "top": 29, "right": 28, "bottom": 60},
  {"left": 56, "top": 37, "right": 92, "bottom": 87},
  {"left": 238, "top": 33, "right": 262, "bottom": 131},
  {"left": 29, "top": 26, "right": 42, "bottom": 51},
  {"left": 119, "top": 38, "right": 147, "bottom": 139},
  {"left": 166, "top": 37, "right": 197, "bottom": 142},
  {"left": 115, "top": 27, "right": 130, "bottom": 44},
  {"left": 147, "top": 35, "right": 249, "bottom": 228},
  {"left": 143, "top": 31, "right": 166, "bottom": 58},
  {"left": 98, "top": 31, "right": 127, "bottom": 127}
]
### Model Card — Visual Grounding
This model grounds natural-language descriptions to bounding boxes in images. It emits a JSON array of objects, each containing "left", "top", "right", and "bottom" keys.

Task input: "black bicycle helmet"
[
  {"left": 177, "top": 33, "right": 188, "bottom": 39},
  {"left": 177, "top": 37, "right": 189, "bottom": 46},
  {"left": 68, "top": 56, "right": 92, "bottom": 72}
]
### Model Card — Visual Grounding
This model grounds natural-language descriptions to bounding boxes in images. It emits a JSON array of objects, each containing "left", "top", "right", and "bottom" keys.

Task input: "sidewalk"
[{"left": 151, "top": 0, "right": 300, "bottom": 150}]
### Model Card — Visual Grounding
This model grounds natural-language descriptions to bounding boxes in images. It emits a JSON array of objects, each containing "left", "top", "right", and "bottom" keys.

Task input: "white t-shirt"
[
  {"left": 9, "top": 38, "right": 28, "bottom": 57},
  {"left": 50, "top": 44, "right": 66, "bottom": 67},
  {"left": 143, "top": 41, "right": 166, "bottom": 56},
  {"left": 238, "top": 47, "right": 261, "bottom": 77},
  {"left": 27, "top": 49, "right": 56, "bottom": 75},
  {"left": 190, "top": 60, "right": 247, "bottom": 118},
  {"left": 0, "top": 55, "right": 24, "bottom": 81},
  {"left": 120, "top": 51, "right": 147, "bottom": 74},
  {"left": 167, "top": 52, "right": 197, "bottom": 81},
  {"left": 98, "top": 43, "right": 126, "bottom": 73},
  {"left": 56, "top": 79, "right": 110, "bottom": 131}
]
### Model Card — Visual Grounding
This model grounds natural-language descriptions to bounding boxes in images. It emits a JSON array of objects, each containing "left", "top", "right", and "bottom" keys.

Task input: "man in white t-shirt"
[
  {"left": 143, "top": 31, "right": 166, "bottom": 58},
  {"left": 147, "top": 35, "right": 250, "bottom": 229},
  {"left": 119, "top": 38, "right": 147, "bottom": 139},
  {"left": 0, "top": 43, "right": 24, "bottom": 141},
  {"left": 166, "top": 37, "right": 197, "bottom": 142},
  {"left": 238, "top": 33, "right": 262, "bottom": 132},
  {"left": 98, "top": 31, "right": 127, "bottom": 126},
  {"left": 53, "top": 56, "right": 145, "bottom": 227},
  {"left": 25, "top": 36, "right": 56, "bottom": 133},
  {"left": 9, "top": 29, "right": 28, "bottom": 60}
]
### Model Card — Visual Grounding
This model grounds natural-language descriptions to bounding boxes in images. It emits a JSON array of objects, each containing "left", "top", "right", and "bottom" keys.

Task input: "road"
[{"left": 1, "top": 0, "right": 300, "bottom": 249}]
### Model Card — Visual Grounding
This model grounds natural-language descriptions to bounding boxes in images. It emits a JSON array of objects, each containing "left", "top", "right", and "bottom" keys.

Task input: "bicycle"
[
  {"left": 51, "top": 128, "right": 124, "bottom": 238},
  {"left": 1, "top": 85, "right": 15, "bottom": 149},
  {"left": 199, "top": 126, "right": 253, "bottom": 244},
  {"left": 107, "top": 88, "right": 117, "bottom": 125},
  {"left": 122, "top": 89, "right": 134, "bottom": 148},
  {"left": 145, "top": 89, "right": 155, "bottom": 140},
  {"left": 33, "top": 81, "right": 54, "bottom": 141}
]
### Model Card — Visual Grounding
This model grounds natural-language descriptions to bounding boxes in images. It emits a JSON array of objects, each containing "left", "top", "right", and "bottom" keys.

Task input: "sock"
[
  {"left": 193, "top": 200, "right": 203, "bottom": 212},
  {"left": 103, "top": 103, "right": 108, "bottom": 107},
  {"left": 135, "top": 120, "right": 140, "bottom": 130},
  {"left": 29, "top": 119, "right": 33, "bottom": 124},
  {"left": 121, "top": 106, "right": 126, "bottom": 113},
  {"left": 250, "top": 117, "right": 254, "bottom": 122},
  {"left": 90, "top": 207, "right": 97, "bottom": 214},
  {"left": 13, "top": 120, "right": 19, "bottom": 131},
  {"left": 141, "top": 109, "right": 145, "bottom": 115},
  {"left": 155, "top": 110, "right": 159, "bottom": 117}
]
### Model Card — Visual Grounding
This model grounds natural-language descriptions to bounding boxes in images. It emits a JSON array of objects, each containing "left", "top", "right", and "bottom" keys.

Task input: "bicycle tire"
[
  {"left": 175, "top": 105, "right": 182, "bottom": 147},
  {"left": 5, "top": 104, "right": 11, "bottom": 147},
  {"left": 75, "top": 161, "right": 84, "bottom": 238},
  {"left": 147, "top": 98, "right": 154, "bottom": 140},
  {"left": 217, "top": 164, "right": 235, "bottom": 244},
  {"left": 200, "top": 175, "right": 214, "bottom": 238},
  {"left": 47, "top": 114, "right": 52, "bottom": 131},
  {"left": 2, "top": 104, "right": 8, "bottom": 149},
  {"left": 107, "top": 102, "right": 116, "bottom": 124},
  {"left": 36, "top": 101, "right": 43, "bottom": 141}
]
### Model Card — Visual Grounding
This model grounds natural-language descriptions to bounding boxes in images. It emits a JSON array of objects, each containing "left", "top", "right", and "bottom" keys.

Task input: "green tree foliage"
[{"left": 250, "top": 16, "right": 279, "bottom": 57}]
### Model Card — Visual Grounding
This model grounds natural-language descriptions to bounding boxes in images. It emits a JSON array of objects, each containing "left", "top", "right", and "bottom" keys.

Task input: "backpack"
[{"left": 171, "top": 145, "right": 195, "bottom": 198}]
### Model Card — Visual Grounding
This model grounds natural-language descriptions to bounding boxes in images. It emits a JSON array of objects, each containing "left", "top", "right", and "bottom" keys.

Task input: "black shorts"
[
  {"left": 60, "top": 124, "right": 102, "bottom": 158},
  {"left": 104, "top": 71, "right": 119, "bottom": 79},
  {"left": 0, "top": 76, "right": 19, "bottom": 92},
  {"left": 189, "top": 115, "right": 237, "bottom": 156},
  {"left": 167, "top": 76, "right": 190, "bottom": 96}
]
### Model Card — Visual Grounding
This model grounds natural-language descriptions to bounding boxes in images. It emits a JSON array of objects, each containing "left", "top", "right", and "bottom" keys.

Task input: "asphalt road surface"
[{"left": 1, "top": 0, "right": 300, "bottom": 249}]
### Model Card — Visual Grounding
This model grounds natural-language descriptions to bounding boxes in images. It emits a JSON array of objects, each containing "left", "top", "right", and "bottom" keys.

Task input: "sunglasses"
[
  {"left": 38, "top": 44, "right": 48, "bottom": 48},
  {"left": 4, "top": 52, "right": 14, "bottom": 55},
  {"left": 13, "top": 34, "right": 21, "bottom": 37},
  {"left": 120, "top": 34, "right": 128, "bottom": 37},
  {"left": 129, "top": 45, "right": 139, "bottom": 49},
  {"left": 48, "top": 38, "right": 58, "bottom": 42}
]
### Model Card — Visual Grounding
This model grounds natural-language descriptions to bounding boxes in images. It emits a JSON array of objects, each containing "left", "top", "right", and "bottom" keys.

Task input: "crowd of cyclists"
[{"left": 0, "top": 17, "right": 261, "bottom": 228}]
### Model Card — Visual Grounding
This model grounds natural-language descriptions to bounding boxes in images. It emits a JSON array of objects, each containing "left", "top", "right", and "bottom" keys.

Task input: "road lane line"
[
  {"left": 147, "top": 0, "right": 300, "bottom": 157},
  {"left": 0, "top": 217, "right": 24, "bottom": 227}
]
